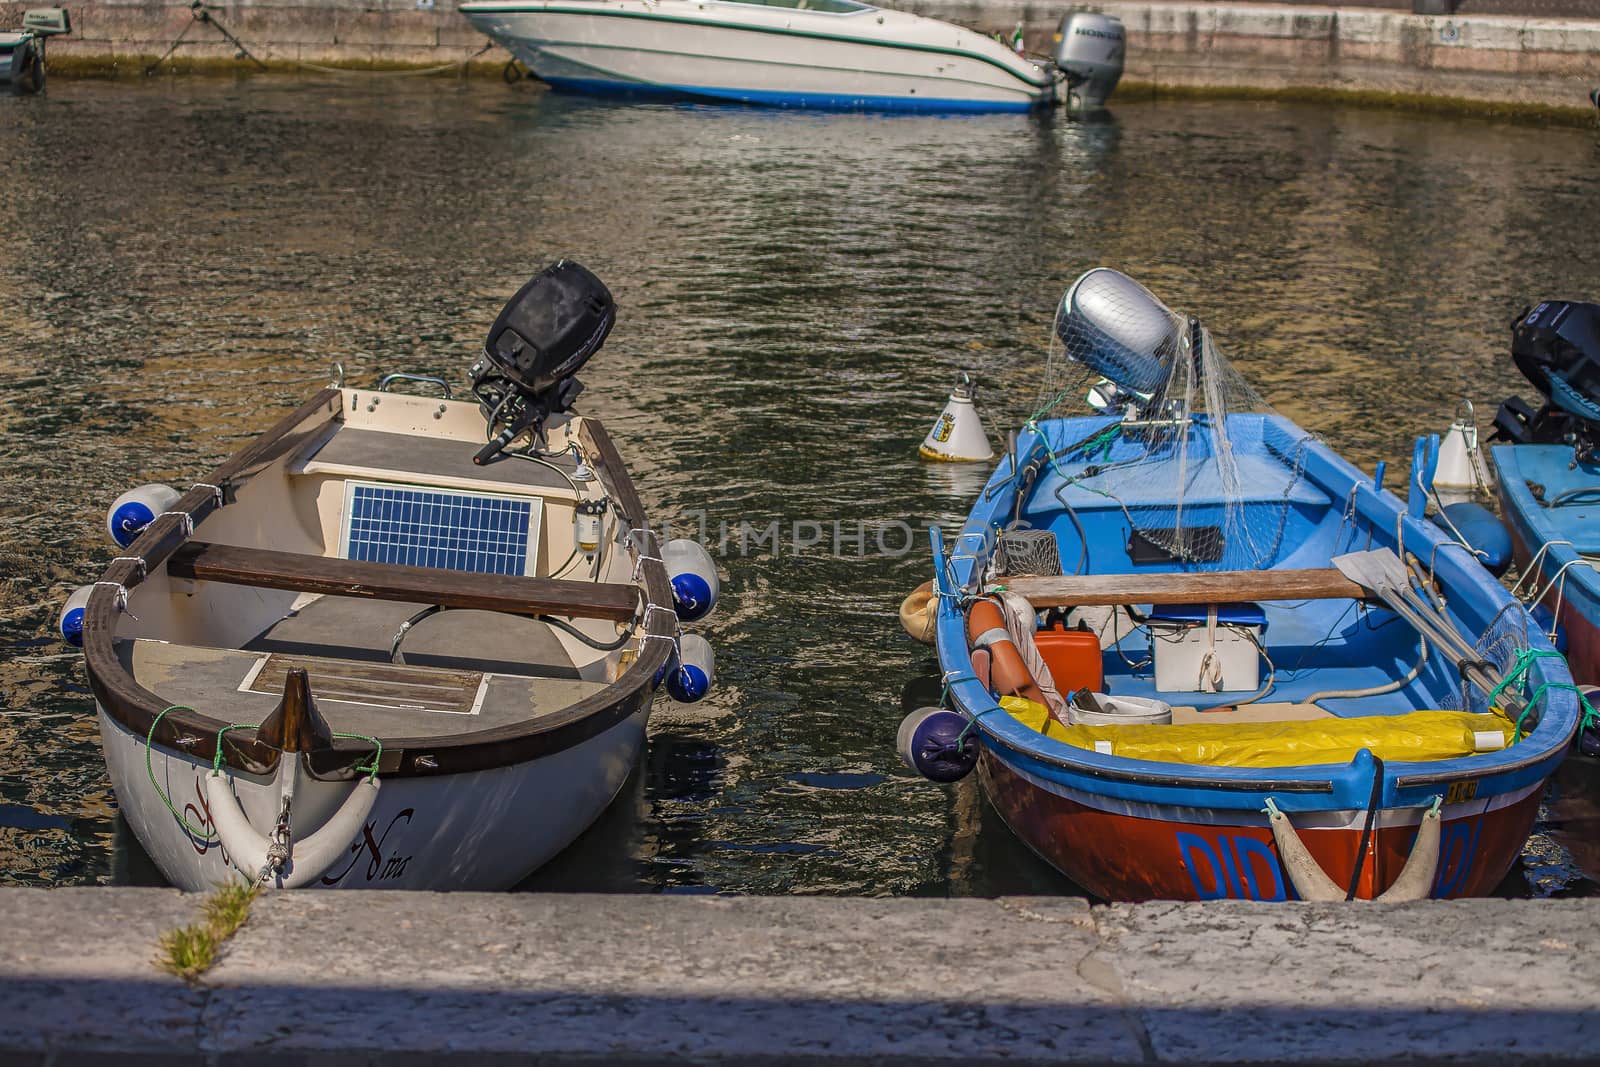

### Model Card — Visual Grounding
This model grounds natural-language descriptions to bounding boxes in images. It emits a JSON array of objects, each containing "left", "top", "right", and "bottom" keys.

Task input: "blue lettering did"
[
  {"left": 1431, "top": 818, "right": 1481, "bottom": 898},
  {"left": 1177, "top": 831, "right": 1287, "bottom": 901}
]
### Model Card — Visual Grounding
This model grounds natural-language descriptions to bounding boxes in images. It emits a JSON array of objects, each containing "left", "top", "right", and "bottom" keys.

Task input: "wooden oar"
[{"left": 1331, "top": 549, "right": 1516, "bottom": 712}]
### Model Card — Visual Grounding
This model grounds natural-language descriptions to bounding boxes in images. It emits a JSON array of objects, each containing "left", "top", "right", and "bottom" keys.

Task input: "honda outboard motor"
[
  {"left": 1493, "top": 300, "right": 1600, "bottom": 462},
  {"left": 1051, "top": 11, "right": 1124, "bottom": 110},
  {"left": 470, "top": 260, "right": 615, "bottom": 464},
  {"left": 1055, "top": 267, "right": 1181, "bottom": 410}
]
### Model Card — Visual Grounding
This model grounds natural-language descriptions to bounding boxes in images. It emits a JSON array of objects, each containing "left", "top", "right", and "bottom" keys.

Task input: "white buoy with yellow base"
[{"left": 919, "top": 375, "right": 993, "bottom": 463}]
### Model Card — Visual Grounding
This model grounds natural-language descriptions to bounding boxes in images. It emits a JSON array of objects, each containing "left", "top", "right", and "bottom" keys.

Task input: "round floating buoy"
[
  {"left": 1435, "top": 501, "right": 1512, "bottom": 577},
  {"left": 57, "top": 585, "right": 93, "bottom": 647},
  {"left": 666, "top": 633, "right": 715, "bottom": 703},
  {"left": 105, "top": 484, "right": 181, "bottom": 548},
  {"left": 897, "top": 706, "right": 978, "bottom": 782},
  {"left": 663, "top": 539, "right": 720, "bottom": 622},
  {"left": 919, "top": 378, "right": 993, "bottom": 463},
  {"left": 898, "top": 580, "right": 936, "bottom": 645}
]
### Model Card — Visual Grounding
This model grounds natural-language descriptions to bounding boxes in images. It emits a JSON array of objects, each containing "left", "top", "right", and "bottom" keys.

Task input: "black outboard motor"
[
  {"left": 1494, "top": 300, "right": 1600, "bottom": 463},
  {"left": 469, "top": 260, "right": 614, "bottom": 465}
]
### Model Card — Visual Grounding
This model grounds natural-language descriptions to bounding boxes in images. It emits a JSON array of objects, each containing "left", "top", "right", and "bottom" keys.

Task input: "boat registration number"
[{"left": 1445, "top": 779, "right": 1479, "bottom": 804}]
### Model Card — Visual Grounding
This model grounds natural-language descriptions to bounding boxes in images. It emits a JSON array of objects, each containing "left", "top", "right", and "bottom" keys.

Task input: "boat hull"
[
  {"left": 99, "top": 697, "right": 650, "bottom": 891},
  {"left": 461, "top": 1, "right": 1056, "bottom": 112},
  {"left": 979, "top": 753, "right": 1540, "bottom": 901}
]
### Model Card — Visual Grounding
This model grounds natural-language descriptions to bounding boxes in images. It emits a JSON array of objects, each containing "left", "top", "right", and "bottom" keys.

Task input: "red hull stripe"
[{"left": 981, "top": 754, "right": 1541, "bottom": 901}]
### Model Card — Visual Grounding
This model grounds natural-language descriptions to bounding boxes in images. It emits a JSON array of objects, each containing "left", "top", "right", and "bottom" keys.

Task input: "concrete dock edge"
[{"left": 4, "top": 888, "right": 1600, "bottom": 1062}]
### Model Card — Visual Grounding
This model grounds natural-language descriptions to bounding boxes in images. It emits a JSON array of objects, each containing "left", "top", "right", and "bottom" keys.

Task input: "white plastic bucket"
[{"left": 1067, "top": 693, "right": 1172, "bottom": 726}]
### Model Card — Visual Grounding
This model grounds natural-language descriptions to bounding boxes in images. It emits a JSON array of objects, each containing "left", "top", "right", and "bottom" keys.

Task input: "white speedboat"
[
  {"left": 460, "top": 0, "right": 1123, "bottom": 113},
  {"left": 61, "top": 261, "right": 722, "bottom": 891}
]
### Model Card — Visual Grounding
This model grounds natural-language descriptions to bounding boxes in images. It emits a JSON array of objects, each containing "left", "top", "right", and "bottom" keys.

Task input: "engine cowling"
[
  {"left": 1494, "top": 300, "right": 1600, "bottom": 458},
  {"left": 1052, "top": 11, "right": 1125, "bottom": 109}
]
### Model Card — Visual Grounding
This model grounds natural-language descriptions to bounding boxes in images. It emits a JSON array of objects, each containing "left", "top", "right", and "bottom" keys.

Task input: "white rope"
[{"left": 994, "top": 590, "right": 1068, "bottom": 719}]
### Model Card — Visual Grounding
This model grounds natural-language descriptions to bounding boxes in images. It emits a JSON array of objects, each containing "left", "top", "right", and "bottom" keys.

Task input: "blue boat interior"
[
  {"left": 964, "top": 414, "right": 1529, "bottom": 721},
  {"left": 1496, "top": 444, "right": 1600, "bottom": 556}
]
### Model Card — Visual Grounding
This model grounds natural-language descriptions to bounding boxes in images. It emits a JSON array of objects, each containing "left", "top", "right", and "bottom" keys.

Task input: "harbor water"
[{"left": 1, "top": 79, "right": 1599, "bottom": 896}]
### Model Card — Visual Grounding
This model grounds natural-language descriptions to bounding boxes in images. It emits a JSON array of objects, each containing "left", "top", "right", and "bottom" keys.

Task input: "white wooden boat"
[
  {"left": 460, "top": 0, "right": 1124, "bottom": 113},
  {"left": 68, "top": 262, "right": 715, "bottom": 890}
]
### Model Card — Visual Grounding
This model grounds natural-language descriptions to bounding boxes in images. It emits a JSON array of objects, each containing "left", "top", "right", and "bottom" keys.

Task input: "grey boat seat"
[
  {"left": 244, "top": 595, "right": 582, "bottom": 679},
  {"left": 118, "top": 635, "right": 608, "bottom": 740},
  {"left": 295, "top": 426, "right": 579, "bottom": 496}
]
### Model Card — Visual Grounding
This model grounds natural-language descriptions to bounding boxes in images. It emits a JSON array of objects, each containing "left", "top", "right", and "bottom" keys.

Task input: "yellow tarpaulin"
[{"left": 998, "top": 697, "right": 1514, "bottom": 768}]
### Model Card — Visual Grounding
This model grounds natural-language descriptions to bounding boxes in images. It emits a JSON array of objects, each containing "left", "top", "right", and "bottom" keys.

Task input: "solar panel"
[{"left": 340, "top": 481, "right": 542, "bottom": 577}]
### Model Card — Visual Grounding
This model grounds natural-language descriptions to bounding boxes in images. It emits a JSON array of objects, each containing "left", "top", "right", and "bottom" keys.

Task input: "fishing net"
[
  {"left": 1451, "top": 599, "right": 1534, "bottom": 716},
  {"left": 1023, "top": 268, "right": 1312, "bottom": 573},
  {"left": 996, "top": 528, "right": 1063, "bottom": 577}
]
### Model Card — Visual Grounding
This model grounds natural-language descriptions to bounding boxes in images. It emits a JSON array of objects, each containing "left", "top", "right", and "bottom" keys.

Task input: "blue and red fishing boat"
[{"left": 900, "top": 269, "right": 1582, "bottom": 902}]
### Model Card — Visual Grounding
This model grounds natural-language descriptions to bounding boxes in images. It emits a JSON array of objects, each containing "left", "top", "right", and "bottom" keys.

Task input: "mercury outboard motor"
[
  {"left": 1493, "top": 300, "right": 1600, "bottom": 462},
  {"left": 1051, "top": 10, "right": 1124, "bottom": 110},
  {"left": 470, "top": 260, "right": 614, "bottom": 465}
]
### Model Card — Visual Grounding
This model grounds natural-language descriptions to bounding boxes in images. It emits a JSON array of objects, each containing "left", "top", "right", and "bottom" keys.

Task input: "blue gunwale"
[
  {"left": 932, "top": 413, "right": 1579, "bottom": 817},
  {"left": 1493, "top": 443, "right": 1600, "bottom": 634}
]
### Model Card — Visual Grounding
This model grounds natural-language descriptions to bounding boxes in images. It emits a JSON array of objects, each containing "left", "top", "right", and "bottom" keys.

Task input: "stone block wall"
[{"left": 0, "top": 0, "right": 498, "bottom": 72}]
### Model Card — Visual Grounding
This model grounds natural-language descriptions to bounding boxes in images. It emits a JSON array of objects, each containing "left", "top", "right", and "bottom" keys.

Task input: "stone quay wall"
[{"left": 5, "top": 888, "right": 1600, "bottom": 1062}]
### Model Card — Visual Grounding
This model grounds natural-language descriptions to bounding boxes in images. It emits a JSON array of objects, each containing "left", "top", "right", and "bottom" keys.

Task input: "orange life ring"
[{"left": 967, "top": 598, "right": 1047, "bottom": 706}]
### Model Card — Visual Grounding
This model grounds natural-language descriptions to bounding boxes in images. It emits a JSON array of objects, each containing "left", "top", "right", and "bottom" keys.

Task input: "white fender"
[
  {"left": 1264, "top": 799, "right": 1344, "bottom": 902},
  {"left": 1374, "top": 803, "right": 1442, "bottom": 903},
  {"left": 205, "top": 771, "right": 381, "bottom": 889},
  {"left": 1265, "top": 797, "right": 1443, "bottom": 903}
]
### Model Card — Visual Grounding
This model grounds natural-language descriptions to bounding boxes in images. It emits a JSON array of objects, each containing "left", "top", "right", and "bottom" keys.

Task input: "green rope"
[
  {"left": 213, "top": 723, "right": 257, "bottom": 771},
  {"left": 1486, "top": 648, "right": 1595, "bottom": 743},
  {"left": 1033, "top": 426, "right": 1124, "bottom": 503},
  {"left": 1513, "top": 682, "right": 1597, "bottom": 744},
  {"left": 937, "top": 670, "right": 997, "bottom": 755},
  {"left": 1026, "top": 387, "right": 1080, "bottom": 426},
  {"left": 145, "top": 705, "right": 216, "bottom": 840},
  {"left": 954, "top": 710, "right": 984, "bottom": 753},
  {"left": 1485, "top": 648, "right": 1560, "bottom": 708},
  {"left": 1087, "top": 425, "right": 1120, "bottom": 460},
  {"left": 213, "top": 724, "right": 382, "bottom": 780},
  {"left": 333, "top": 732, "right": 383, "bottom": 779}
]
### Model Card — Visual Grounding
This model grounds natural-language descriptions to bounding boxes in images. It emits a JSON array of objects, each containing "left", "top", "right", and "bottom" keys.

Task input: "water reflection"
[{"left": 1, "top": 81, "right": 1598, "bottom": 894}]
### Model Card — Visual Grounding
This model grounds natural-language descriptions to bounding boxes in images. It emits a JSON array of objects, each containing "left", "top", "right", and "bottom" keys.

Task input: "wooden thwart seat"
[
  {"left": 168, "top": 541, "right": 640, "bottom": 622},
  {"left": 1002, "top": 568, "right": 1370, "bottom": 608}
]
